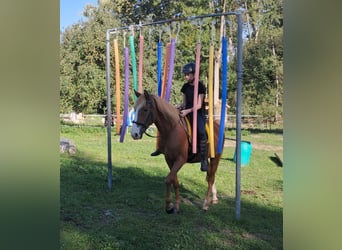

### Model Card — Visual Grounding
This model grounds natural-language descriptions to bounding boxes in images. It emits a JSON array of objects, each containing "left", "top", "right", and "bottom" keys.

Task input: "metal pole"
[
  {"left": 105, "top": 30, "right": 113, "bottom": 190},
  {"left": 235, "top": 12, "right": 243, "bottom": 220}
]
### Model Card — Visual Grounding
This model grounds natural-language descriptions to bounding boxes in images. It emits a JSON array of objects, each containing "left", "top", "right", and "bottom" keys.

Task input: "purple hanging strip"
[
  {"left": 164, "top": 38, "right": 176, "bottom": 102},
  {"left": 119, "top": 47, "right": 130, "bottom": 143}
]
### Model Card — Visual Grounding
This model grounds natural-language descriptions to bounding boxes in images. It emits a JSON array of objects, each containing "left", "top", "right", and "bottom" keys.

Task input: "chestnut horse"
[{"left": 131, "top": 90, "right": 224, "bottom": 213}]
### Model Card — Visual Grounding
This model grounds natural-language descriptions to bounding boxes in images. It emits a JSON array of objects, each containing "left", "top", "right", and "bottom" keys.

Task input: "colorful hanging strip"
[
  {"left": 217, "top": 36, "right": 228, "bottom": 153},
  {"left": 192, "top": 42, "right": 201, "bottom": 154},
  {"left": 157, "top": 41, "right": 163, "bottom": 97},
  {"left": 119, "top": 47, "right": 130, "bottom": 143},
  {"left": 113, "top": 38, "right": 121, "bottom": 135},
  {"left": 138, "top": 35, "right": 144, "bottom": 93},
  {"left": 165, "top": 38, "right": 176, "bottom": 102},
  {"left": 129, "top": 35, "right": 138, "bottom": 100},
  {"left": 208, "top": 44, "right": 215, "bottom": 157},
  {"left": 161, "top": 43, "right": 170, "bottom": 99}
]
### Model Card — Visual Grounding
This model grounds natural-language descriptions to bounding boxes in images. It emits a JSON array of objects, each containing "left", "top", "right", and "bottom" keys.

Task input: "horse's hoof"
[
  {"left": 166, "top": 207, "right": 180, "bottom": 214},
  {"left": 166, "top": 207, "right": 175, "bottom": 214},
  {"left": 212, "top": 199, "right": 219, "bottom": 204},
  {"left": 202, "top": 206, "right": 209, "bottom": 212}
]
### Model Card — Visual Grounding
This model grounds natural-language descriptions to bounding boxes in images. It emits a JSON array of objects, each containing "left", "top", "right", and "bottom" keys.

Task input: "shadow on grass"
[
  {"left": 222, "top": 154, "right": 283, "bottom": 168},
  {"left": 60, "top": 151, "right": 282, "bottom": 250},
  {"left": 269, "top": 155, "right": 283, "bottom": 167}
]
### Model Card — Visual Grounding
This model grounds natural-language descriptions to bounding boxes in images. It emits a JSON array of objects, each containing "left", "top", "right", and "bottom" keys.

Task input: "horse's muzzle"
[{"left": 131, "top": 124, "right": 143, "bottom": 140}]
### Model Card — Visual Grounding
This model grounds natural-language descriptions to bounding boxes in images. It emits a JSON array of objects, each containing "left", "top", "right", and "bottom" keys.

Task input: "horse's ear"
[
  {"left": 134, "top": 89, "right": 142, "bottom": 98},
  {"left": 143, "top": 90, "right": 150, "bottom": 100}
]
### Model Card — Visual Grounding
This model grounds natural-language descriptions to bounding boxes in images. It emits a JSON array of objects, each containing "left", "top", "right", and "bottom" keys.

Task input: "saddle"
[{"left": 181, "top": 116, "right": 210, "bottom": 162}]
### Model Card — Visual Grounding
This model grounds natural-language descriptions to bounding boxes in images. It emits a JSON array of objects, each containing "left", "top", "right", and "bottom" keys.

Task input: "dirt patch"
[
  {"left": 224, "top": 140, "right": 282, "bottom": 152},
  {"left": 241, "top": 190, "right": 257, "bottom": 195}
]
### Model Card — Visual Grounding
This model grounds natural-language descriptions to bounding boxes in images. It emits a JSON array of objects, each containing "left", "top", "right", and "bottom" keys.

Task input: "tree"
[
  {"left": 60, "top": 0, "right": 283, "bottom": 126},
  {"left": 232, "top": 0, "right": 283, "bottom": 121},
  {"left": 60, "top": 2, "right": 120, "bottom": 113}
]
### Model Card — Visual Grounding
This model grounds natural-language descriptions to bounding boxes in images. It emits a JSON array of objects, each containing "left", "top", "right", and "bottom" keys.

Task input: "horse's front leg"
[
  {"left": 165, "top": 159, "right": 184, "bottom": 214},
  {"left": 173, "top": 176, "right": 180, "bottom": 212},
  {"left": 165, "top": 173, "right": 180, "bottom": 214},
  {"left": 165, "top": 180, "right": 173, "bottom": 213}
]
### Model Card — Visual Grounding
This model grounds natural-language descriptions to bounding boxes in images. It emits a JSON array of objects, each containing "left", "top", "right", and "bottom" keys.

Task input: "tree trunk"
[
  {"left": 244, "top": 1, "right": 252, "bottom": 39},
  {"left": 272, "top": 40, "right": 280, "bottom": 124}
]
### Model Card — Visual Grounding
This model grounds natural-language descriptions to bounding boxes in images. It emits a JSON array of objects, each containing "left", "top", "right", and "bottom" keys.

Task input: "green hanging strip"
[{"left": 129, "top": 35, "right": 138, "bottom": 100}]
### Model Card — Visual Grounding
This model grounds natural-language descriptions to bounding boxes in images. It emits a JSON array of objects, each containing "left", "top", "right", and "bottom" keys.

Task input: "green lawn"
[{"left": 60, "top": 124, "right": 283, "bottom": 249}]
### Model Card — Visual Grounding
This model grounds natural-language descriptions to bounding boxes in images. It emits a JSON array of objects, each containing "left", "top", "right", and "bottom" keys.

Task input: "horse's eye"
[{"left": 143, "top": 109, "right": 148, "bottom": 112}]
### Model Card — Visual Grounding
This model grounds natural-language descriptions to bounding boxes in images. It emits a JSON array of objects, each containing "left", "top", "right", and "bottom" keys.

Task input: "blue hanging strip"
[
  {"left": 157, "top": 41, "right": 163, "bottom": 97},
  {"left": 217, "top": 36, "right": 228, "bottom": 153}
]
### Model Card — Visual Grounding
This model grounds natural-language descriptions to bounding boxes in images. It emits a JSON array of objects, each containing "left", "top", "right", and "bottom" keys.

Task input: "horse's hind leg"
[
  {"left": 212, "top": 182, "right": 218, "bottom": 204},
  {"left": 202, "top": 157, "right": 219, "bottom": 211},
  {"left": 203, "top": 178, "right": 212, "bottom": 211}
]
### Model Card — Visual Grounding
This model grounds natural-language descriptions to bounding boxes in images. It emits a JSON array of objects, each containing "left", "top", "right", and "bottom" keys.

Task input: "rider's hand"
[
  {"left": 175, "top": 104, "right": 183, "bottom": 110},
  {"left": 179, "top": 109, "right": 189, "bottom": 117}
]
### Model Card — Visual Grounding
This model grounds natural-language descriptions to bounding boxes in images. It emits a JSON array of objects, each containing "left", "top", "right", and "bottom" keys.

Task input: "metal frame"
[{"left": 105, "top": 11, "right": 243, "bottom": 219}]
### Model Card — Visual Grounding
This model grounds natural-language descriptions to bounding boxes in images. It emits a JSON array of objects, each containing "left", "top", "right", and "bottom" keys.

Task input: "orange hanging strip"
[
  {"left": 113, "top": 38, "right": 121, "bottom": 135},
  {"left": 161, "top": 43, "right": 170, "bottom": 99}
]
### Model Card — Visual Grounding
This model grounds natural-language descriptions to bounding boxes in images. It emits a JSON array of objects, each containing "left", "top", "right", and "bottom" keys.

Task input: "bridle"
[
  {"left": 132, "top": 99, "right": 155, "bottom": 136},
  {"left": 132, "top": 95, "right": 181, "bottom": 138}
]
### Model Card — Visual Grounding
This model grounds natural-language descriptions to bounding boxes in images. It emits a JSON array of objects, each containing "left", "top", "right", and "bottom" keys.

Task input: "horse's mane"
[{"left": 151, "top": 94, "right": 180, "bottom": 124}]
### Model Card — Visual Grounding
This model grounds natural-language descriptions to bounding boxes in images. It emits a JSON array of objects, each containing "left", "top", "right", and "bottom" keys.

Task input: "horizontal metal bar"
[{"left": 108, "top": 11, "right": 241, "bottom": 34}]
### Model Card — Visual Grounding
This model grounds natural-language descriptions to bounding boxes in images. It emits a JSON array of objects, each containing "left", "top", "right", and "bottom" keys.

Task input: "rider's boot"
[{"left": 199, "top": 138, "right": 209, "bottom": 172}]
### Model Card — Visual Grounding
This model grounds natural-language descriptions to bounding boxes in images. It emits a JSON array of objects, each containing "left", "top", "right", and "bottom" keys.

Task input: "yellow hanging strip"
[
  {"left": 208, "top": 20, "right": 216, "bottom": 157},
  {"left": 208, "top": 44, "right": 215, "bottom": 157}
]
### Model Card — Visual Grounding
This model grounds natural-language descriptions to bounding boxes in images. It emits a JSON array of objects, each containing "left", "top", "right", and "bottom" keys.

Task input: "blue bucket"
[{"left": 234, "top": 141, "right": 252, "bottom": 166}]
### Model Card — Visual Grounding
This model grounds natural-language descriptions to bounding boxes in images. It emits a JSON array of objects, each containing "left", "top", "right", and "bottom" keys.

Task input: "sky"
[{"left": 60, "top": 0, "right": 98, "bottom": 30}]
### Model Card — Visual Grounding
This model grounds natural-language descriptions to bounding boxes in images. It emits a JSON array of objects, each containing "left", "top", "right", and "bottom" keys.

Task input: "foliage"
[
  {"left": 238, "top": 0, "right": 283, "bottom": 118},
  {"left": 60, "top": 124, "right": 283, "bottom": 249},
  {"left": 60, "top": 0, "right": 283, "bottom": 120}
]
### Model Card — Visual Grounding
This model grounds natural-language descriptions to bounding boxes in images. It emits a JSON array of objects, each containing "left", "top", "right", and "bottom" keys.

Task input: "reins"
[
  {"left": 143, "top": 117, "right": 183, "bottom": 139},
  {"left": 144, "top": 130, "right": 159, "bottom": 138}
]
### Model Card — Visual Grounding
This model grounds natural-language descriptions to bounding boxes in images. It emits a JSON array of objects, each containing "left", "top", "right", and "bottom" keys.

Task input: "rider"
[{"left": 150, "top": 62, "right": 209, "bottom": 172}]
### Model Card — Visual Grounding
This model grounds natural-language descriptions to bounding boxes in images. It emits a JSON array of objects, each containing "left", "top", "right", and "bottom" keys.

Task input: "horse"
[{"left": 131, "top": 90, "right": 224, "bottom": 214}]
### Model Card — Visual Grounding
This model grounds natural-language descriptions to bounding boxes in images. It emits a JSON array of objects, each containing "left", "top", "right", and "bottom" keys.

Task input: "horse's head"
[{"left": 131, "top": 90, "right": 155, "bottom": 140}]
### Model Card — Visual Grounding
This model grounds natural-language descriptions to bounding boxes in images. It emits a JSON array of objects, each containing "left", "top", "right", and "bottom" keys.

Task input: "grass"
[{"left": 60, "top": 124, "right": 283, "bottom": 249}]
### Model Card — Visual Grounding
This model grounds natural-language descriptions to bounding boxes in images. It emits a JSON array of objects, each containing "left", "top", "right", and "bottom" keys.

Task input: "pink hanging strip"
[
  {"left": 192, "top": 42, "right": 201, "bottom": 154},
  {"left": 165, "top": 38, "right": 176, "bottom": 102},
  {"left": 138, "top": 35, "right": 144, "bottom": 93}
]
